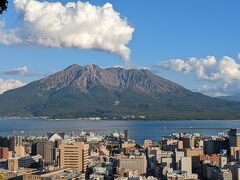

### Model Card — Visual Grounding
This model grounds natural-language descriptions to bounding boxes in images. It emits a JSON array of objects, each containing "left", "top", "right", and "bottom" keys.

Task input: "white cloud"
[
  {"left": 0, "top": 79, "right": 24, "bottom": 94},
  {"left": 157, "top": 55, "right": 240, "bottom": 84},
  {"left": 4, "top": 66, "right": 28, "bottom": 75},
  {"left": 3, "top": 66, "right": 46, "bottom": 76},
  {"left": 197, "top": 81, "right": 240, "bottom": 97},
  {"left": 0, "top": 21, "right": 22, "bottom": 45},
  {"left": 197, "top": 84, "right": 228, "bottom": 97},
  {"left": 1, "top": 0, "right": 134, "bottom": 62}
]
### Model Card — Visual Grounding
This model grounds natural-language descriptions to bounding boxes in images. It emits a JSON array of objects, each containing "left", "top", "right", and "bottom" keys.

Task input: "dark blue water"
[{"left": 1, "top": 119, "right": 240, "bottom": 143}]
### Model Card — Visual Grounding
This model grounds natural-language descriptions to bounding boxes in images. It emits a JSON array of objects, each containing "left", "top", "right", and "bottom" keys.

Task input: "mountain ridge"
[{"left": 1, "top": 64, "right": 240, "bottom": 120}]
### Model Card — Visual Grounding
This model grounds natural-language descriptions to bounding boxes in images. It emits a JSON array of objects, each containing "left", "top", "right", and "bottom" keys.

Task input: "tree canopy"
[{"left": 0, "top": 0, "right": 8, "bottom": 14}]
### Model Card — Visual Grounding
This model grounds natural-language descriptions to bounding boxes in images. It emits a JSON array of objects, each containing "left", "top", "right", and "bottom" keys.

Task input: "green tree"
[{"left": 0, "top": 0, "right": 8, "bottom": 14}]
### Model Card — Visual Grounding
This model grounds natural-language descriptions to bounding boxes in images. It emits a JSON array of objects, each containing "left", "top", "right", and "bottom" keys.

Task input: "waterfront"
[{"left": 1, "top": 119, "right": 240, "bottom": 143}]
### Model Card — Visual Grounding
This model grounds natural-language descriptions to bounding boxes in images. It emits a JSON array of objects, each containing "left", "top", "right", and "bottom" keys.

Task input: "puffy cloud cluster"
[
  {"left": 157, "top": 56, "right": 240, "bottom": 84},
  {"left": 4, "top": 66, "right": 28, "bottom": 75},
  {"left": 197, "top": 81, "right": 240, "bottom": 97},
  {"left": 0, "top": 79, "right": 24, "bottom": 94},
  {"left": 3, "top": 66, "right": 46, "bottom": 76},
  {"left": 0, "top": 21, "right": 22, "bottom": 45},
  {"left": 1, "top": 0, "right": 134, "bottom": 62}
]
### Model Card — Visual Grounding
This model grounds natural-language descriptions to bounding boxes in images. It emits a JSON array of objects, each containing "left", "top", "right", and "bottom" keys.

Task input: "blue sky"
[{"left": 1, "top": 0, "right": 240, "bottom": 96}]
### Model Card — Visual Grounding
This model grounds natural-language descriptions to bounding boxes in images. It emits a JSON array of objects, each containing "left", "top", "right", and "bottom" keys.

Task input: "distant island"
[{"left": 0, "top": 64, "right": 240, "bottom": 120}]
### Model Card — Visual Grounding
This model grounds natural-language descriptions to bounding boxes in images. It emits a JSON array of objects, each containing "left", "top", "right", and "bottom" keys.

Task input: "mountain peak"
[
  {"left": 1, "top": 64, "right": 240, "bottom": 119},
  {"left": 65, "top": 64, "right": 82, "bottom": 70}
]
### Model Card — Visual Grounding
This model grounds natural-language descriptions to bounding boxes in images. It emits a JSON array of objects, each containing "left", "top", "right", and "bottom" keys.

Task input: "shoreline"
[{"left": 1, "top": 117, "right": 240, "bottom": 121}]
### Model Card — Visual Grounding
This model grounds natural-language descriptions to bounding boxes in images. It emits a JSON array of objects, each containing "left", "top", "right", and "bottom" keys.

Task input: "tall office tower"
[
  {"left": 173, "top": 150, "right": 184, "bottom": 170},
  {"left": 0, "top": 147, "right": 9, "bottom": 159},
  {"left": 58, "top": 141, "right": 89, "bottom": 172},
  {"left": 124, "top": 128, "right": 128, "bottom": 142},
  {"left": 36, "top": 141, "right": 54, "bottom": 164},
  {"left": 31, "top": 143, "right": 37, "bottom": 156},
  {"left": 180, "top": 157, "right": 192, "bottom": 175},
  {"left": 0, "top": 137, "right": 10, "bottom": 148},
  {"left": 14, "top": 145, "right": 25, "bottom": 158},
  {"left": 182, "top": 136, "right": 195, "bottom": 149},
  {"left": 9, "top": 136, "right": 23, "bottom": 151},
  {"left": 229, "top": 128, "right": 240, "bottom": 147}
]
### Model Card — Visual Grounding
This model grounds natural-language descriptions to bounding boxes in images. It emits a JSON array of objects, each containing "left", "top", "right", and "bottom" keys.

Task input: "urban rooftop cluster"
[{"left": 0, "top": 128, "right": 240, "bottom": 179}]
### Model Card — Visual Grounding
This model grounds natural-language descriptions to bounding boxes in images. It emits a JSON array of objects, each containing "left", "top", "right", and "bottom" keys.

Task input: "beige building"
[
  {"left": 121, "top": 141, "right": 136, "bottom": 149},
  {"left": 58, "top": 141, "right": 89, "bottom": 172},
  {"left": 14, "top": 145, "right": 25, "bottom": 158},
  {"left": 180, "top": 157, "right": 192, "bottom": 175},
  {"left": 230, "top": 147, "right": 240, "bottom": 159},
  {"left": 23, "top": 169, "right": 80, "bottom": 180},
  {"left": 143, "top": 139, "right": 153, "bottom": 149},
  {"left": 118, "top": 155, "right": 147, "bottom": 176},
  {"left": 8, "top": 158, "right": 19, "bottom": 171}
]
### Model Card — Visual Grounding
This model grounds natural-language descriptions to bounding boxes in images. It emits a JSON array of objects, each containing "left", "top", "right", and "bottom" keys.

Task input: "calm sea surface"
[{"left": 1, "top": 119, "right": 240, "bottom": 144}]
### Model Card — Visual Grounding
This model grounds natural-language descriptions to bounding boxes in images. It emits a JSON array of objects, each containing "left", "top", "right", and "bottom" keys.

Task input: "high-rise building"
[
  {"left": 0, "top": 147, "right": 9, "bottom": 159},
  {"left": 229, "top": 128, "right": 240, "bottom": 147},
  {"left": 124, "top": 128, "right": 128, "bottom": 142},
  {"left": 204, "top": 138, "right": 229, "bottom": 155},
  {"left": 14, "top": 145, "right": 25, "bottom": 158},
  {"left": 36, "top": 141, "right": 54, "bottom": 164},
  {"left": 173, "top": 150, "right": 184, "bottom": 170},
  {"left": 58, "top": 141, "right": 89, "bottom": 172},
  {"left": 183, "top": 136, "right": 195, "bottom": 149},
  {"left": 0, "top": 137, "right": 10, "bottom": 148},
  {"left": 180, "top": 157, "right": 192, "bottom": 175},
  {"left": 9, "top": 136, "right": 23, "bottom": 152},
  {"left": 184, "top": 148, "right": 203, "bottom": 172}
]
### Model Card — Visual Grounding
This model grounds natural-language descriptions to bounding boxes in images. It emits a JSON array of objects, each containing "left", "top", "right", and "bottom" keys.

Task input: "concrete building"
[
  {"left": 118, "top": 155, "right": 147, "bottom": 176},
  {"left": 182, "top": 136, "right": 195, "bottom": 149},
  {"left": 180, "top": 157, "right": 192, "bottom": 175},
  {"left": 9, "top": 136, "right": 23, "bottom": 152},
  {"left": 211, "top": 169, "right": 232, "bottom": 180},
  {"left": 14, "top": 145, "right": 25, "bottom": 158},
  {"left": 23, "top": 169, "right": 82, "bottom": 180},
  {"left": 0, "top": 137, "right": 10, "bottom": 148},
  {"left": 36, "top": 140, "right": 54, "bottom": 164},
  {"left": 173, "top": 150, "right": 184, "bottom": 170},
  {"left": 58, "top": 141, "right": 89, "bottom": 172},
  {"left": 184, "top": 148, "right": 203, "bottom": 171},
  {"left": 220, "top": 156, "right": 228, "bottom": 168},
  {"left": 8, "top": 158, "right": 19, "bottom": 171},
  {"left": 199, "top": 154, "right": 221, "bottom": 166},
  {"left": 121, "top": 141, "right": 136, "bottom": 149},
  {"left": 18, "top": 155, "right": 41, "bottom": 168},
  {"left": 144, "top": 139, "right": 153, "bottom": 149},
  {"left": 204, "top": 138, "right": 229, "bottom": 155},
  {"left": 0, "top": 147, "right": 9, "bottom": 159},
  {"left": 229, "top": 128, "right": 240, "bottom": 147},
  {"left": 124, "top": 128, "right": 128, "bottom": 142}
]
